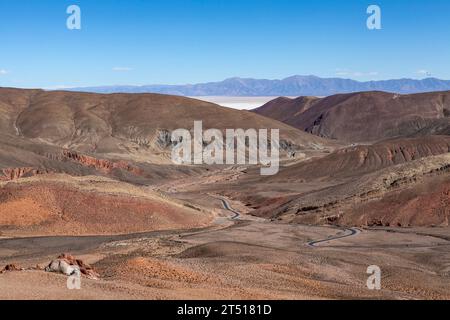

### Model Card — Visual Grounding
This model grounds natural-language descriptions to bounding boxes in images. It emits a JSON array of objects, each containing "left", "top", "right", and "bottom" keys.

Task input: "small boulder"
[
  {"left": 45, "top": 253, "right": 99, "bottom": 279},
  {"left": 0, "top": 264, "right": 23, "bottom": 273}
]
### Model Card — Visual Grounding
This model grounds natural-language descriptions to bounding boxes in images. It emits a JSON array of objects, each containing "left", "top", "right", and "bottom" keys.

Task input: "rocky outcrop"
[
  {"left": 0, "top": 150, "right": 147, "bottom": 181},
  {"left": 156, "top": 130, "right": 172, "bottom": 148},
  {"left": 271, "top": 136, "right": 450, "bottom": 181},
  {"left": 60, "top": 150, "right": 144, "bottom": 176},
  {"left": 279, "top": 140, "right": 304, "bottom": 158},
  {"left": 0, "top": 264, "right": 24, "bottom": 273},
  {"left": 46, "top": 253, "right": 99, "bottom": 280},
  {"left": 1, "top": 167, "right": 52, "bottom": 181}
]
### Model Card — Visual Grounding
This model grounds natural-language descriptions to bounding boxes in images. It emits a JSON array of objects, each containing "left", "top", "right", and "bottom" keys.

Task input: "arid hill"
[
  {"left": 252, "top": 96, "right": 320, "bottom": 126},
  {"left": 1, "top": 87, "right": 450, "bottom": 300},
  {"left": 0, "top": 87, "right": 338, "bottom": 184},
  {"left": 216, "top": 136, "right": 450, "bottom": 227},
  {"left": 1, "top": 87, "right": 449, "bottom": 232},
  {"left": 0, "top": 174, "right": 211, "bottom": 237},
  {"left": 0, "top": 87, "right": 329, "bottom": 160},
  {"left": 0, "top": 87, "right": 331, "bottom": 237},
  {"left": 254, "top": 91, "right": 450, "bottom": 142},
  {"left": 271, "top": 136, "right": 450, "bottom": 181}
]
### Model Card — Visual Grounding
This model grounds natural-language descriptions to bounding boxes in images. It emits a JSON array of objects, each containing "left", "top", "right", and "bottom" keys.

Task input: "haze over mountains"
[{"left": 68, "top": 75, "right": 450, "bottom": 96}]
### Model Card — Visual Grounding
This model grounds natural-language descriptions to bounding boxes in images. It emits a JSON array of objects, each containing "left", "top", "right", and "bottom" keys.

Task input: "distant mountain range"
[{"left": 67, "top": 75, "right": 450, "bottom": 96}]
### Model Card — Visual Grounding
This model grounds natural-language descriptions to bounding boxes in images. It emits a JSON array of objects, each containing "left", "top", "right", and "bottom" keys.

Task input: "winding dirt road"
[
  {"left": 307, "top": 227, "right": 361, "bottom": 247},
  {"left": 218, "top": 198, "right": 241, "bottom": 220},
  {"left": 217, "top": 196, "right": 363, "bottom": 248}
]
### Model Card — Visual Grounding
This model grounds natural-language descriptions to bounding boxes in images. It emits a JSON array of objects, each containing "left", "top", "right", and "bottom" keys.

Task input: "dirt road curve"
[
  {"left": 307, "top": 227, "right": 361, "bottom": 247},
  {"left": 218, "top": 198, "right": 241, "bottom": 220},
  {"left": 218, "top": 196, "right": 362, "bottom": 248}
]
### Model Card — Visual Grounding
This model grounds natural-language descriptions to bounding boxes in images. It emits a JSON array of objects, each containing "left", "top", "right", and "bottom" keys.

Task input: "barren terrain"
[
  {"left": 0, "top": 88, "right": 449, "bottom": 300},
  {"left": 254, "top": 91, "right": 450, "bottom": 142}
]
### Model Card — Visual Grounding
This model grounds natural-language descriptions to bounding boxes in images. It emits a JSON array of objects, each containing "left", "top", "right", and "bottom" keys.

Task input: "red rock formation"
[
  {"left": 61, "top": 150, "right": 144, "bottom": 176},
  {"left": 1, "top": 167, "right": 52, "bottom": 181},
  {"left": 57, "top": 253, "right": 100, "bottom": 279},
  {"left": 270, "top": 136, "right": 450, "bottom": 181},
  {"left": 0, "top": 151, "right": 145, "bottom": 182}
]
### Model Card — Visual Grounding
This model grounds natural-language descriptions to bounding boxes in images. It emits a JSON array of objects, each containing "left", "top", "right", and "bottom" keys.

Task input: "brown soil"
[{"left": 0, "top": 175, "right": 212, "bottom": 236}]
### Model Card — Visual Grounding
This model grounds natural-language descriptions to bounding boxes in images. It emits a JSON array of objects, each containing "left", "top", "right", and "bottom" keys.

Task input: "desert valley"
[{"left": 0, "top": 87, "right": 448, "bottom": 299}]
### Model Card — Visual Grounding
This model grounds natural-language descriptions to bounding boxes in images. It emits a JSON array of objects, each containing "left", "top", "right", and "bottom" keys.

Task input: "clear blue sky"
[{"left": 0, "top": 0, "right": 449, "bottom": 88}]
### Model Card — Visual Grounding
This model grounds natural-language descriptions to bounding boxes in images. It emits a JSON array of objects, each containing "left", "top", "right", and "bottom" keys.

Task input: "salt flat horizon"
[{"left": 191, "top": 96, "right": 298, "bottom": 110}]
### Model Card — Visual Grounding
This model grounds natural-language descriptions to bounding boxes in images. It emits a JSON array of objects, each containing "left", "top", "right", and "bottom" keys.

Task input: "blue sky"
[{"left": 0, "top": 0, "right": 449, "bottom": 88}]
